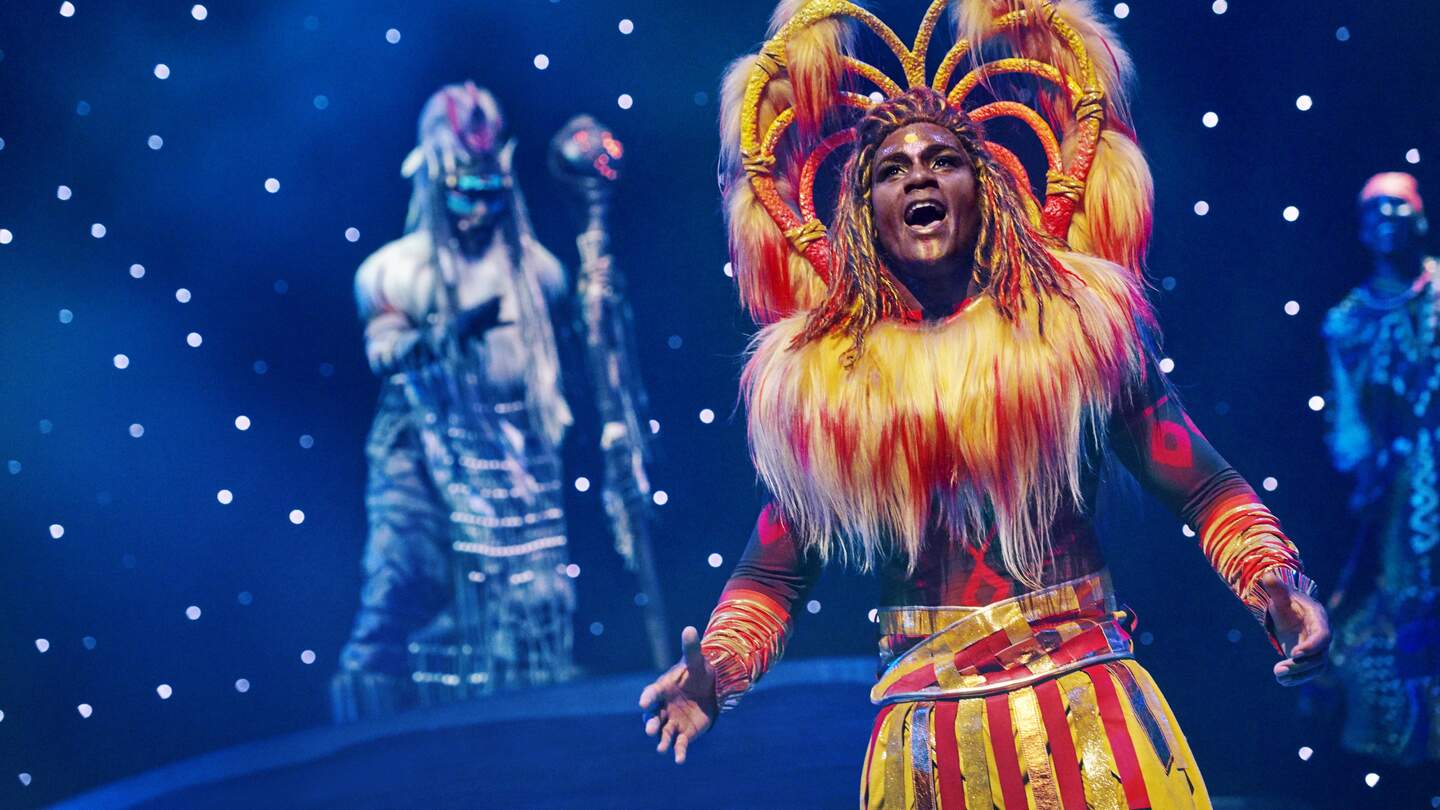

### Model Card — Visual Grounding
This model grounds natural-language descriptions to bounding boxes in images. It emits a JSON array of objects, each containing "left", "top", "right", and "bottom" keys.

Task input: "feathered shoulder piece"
[
  {"left": 741, "top": 251, "right": 1152, "bottom": 582},
  {"left": 720, "top": 0, "right": 1153, "bottom": 323}
]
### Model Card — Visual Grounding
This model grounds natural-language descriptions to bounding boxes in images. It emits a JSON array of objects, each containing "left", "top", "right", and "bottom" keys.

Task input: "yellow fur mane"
[{"left": 742, "top": 250, "right": 1149, "bottom": 585}]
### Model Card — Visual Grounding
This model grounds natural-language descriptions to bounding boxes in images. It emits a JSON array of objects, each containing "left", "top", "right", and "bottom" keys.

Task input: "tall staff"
[{"left": 551, "top": 116, "right": 673, "bottom": 668}]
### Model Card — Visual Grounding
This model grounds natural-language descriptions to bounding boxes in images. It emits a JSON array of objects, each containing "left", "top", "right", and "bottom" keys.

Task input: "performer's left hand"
[{"left": 1262, "top": 570, "right": 1331, "bottom": 687}]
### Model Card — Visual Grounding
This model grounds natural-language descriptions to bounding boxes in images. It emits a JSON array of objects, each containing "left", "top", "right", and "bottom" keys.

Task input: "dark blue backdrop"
[{"left": 0, "top": 1, "right": 1437, "bottom": 806}]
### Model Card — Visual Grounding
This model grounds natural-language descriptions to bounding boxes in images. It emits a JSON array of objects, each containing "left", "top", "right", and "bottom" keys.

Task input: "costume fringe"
[{"left": 742, "top": 251, "right": 1150, "bottom": 584}]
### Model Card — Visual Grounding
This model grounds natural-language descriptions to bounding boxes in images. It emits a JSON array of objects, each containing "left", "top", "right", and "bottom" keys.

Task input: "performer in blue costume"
[{"left": 1324, "top": 171, "right": 1440, "bottom": 765}]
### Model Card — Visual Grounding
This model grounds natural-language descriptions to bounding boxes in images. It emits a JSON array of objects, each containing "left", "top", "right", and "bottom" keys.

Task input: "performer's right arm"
[
  {"left": 639, "top": 504, "right": 821, "bottom": 764},
  {"left": 700, "top": 503, "right": 822, "bottom": 710},
  {"left": 354, "top": 238, "right": 501, "bottom": 376},
  {"left": 361, "top": 301, "right": 502, "bottom": 376},
  {"left": 361, "top": 310, "right": 435, "bottom": 376},
  {"left": 355, "top": 239, "right": 441, "bottom": 376}
]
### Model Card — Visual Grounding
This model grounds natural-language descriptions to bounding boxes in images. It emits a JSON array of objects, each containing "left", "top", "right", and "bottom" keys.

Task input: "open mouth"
[{"left": 904, "top": 199, "right": 947, "bottom": 230}]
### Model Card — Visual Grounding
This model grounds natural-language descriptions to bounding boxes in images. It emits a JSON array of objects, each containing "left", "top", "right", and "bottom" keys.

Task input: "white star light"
[
  {"left": 533, "top": 54, "right": 549, "bottom": 70},
  {"left": 185, "top": 605, "right": 201, "bottom": 620},
  {"left": 1283, "top": 206, "right": 1300, "bottom": 222},
  {"left": 289, "top": 509, "right": 305, "bottom": 525},
  {"left": 574, "top": 476, "right": 591, "bottom": 492},
  {"left": 264, "top": 178, "right": 280, "bottom": 193},
  {"left": 707, "top": 553, "right": 723, "bottom": 568},
  {"left": 1284, "top": 300, "right": 1300, "bottom": 316},
  {"left": 619, "top": 18, "right": 634, "bottom": 34},
  {"left": 191, "top": 4, "right": 207, "bottom": 21},
  {"left": 156, "top": 684, "right": 173, "bottom": 699},
  {"left": 617, "top": 94, "right": 634, "bottom": 110},
  {"left": 385, "top": 28, "right": 400, "bottom": 44},
  {"left": 345, "top": 227, "right": 360, "bottom": 242},
  {"left": 49, "top": 524, "right": 64, "bottom": 540},
  {"left": 57, "top": 185, "right": 72, "bottom": 200},
  {"left": 652, "top": 490, "right": 669, "bottom": 506},
  {"left": 148, "top": 135, "right": 164, "bottom": 150},
  {"left": 60, "top": 2, "right": 75, "bottom": 18},
  {"left": 217, "top": 489, "right": 233, "bottom": 504},
  {"left": 1308, "top": 396, "right": 1326, "bottom": 412},
  {"left": 1296, "top": 94, "right": 1313, "bottom": 111},
  {"left": 1202, "top": 111, "right": 1219, "bottom": 128},
  {"left": 154, "top": 64, "right": 170, "bottom": 80}
]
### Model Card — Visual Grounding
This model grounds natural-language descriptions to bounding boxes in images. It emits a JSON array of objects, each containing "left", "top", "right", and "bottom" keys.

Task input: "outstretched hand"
[
  {"left": 638, "top": 626, "right": 718, "bottom": 765},
  {"left": 1263, "top": 571, "right": 1331, "bottom": 687}
]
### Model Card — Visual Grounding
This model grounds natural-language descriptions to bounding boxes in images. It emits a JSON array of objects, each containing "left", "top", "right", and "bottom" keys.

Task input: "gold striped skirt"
[
  {"left": 861, "top": 659, "right": 1209, "bottom": 809},
  {"left": 861, "top": 573, "right": 1210, "bottom": 808}
]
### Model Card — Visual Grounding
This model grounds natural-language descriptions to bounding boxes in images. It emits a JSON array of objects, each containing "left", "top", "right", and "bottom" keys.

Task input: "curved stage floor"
[
  {"left": 59, "top": 659, "right": 877, "bottom": 809},
  {"left": 59, "top": 657, "right": 1318, "bottom": 809}
]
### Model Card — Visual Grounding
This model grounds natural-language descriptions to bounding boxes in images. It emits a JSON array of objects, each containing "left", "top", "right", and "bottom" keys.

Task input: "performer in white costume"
[{"left": 332, "top": 82, "right": 587, "bottom": 720}]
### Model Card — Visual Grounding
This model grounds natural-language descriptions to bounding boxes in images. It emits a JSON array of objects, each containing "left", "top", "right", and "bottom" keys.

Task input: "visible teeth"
[{"left": 906, "top": 201, "right": 945, "bottom": 226}]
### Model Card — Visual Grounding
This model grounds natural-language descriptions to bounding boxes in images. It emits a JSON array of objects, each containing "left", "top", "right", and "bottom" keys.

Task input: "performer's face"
[
  {"left": 1359, "top": 195, "right": 1424, "bottom": 258},
  {"left": 445, "top": 170, "right": 509, "bottom": 237},
  {"left": 870, "top": 123, "right": 979, "bottom": 280}
]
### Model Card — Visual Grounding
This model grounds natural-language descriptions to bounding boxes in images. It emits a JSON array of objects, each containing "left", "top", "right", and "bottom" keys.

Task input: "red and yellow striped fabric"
[
  {"left": 860, "top": 659, "right": 1209, "bottom": 809},
  {"left": 872, "top": 573, "right": 1131, "bottom": 704}
]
